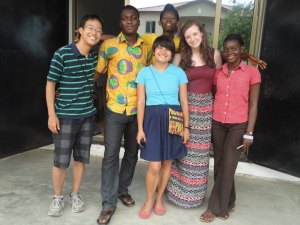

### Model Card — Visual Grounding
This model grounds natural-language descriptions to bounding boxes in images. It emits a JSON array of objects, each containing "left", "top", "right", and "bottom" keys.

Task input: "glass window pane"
[{"left": 145, "top": 21, "right": 155, "bottom": 33}]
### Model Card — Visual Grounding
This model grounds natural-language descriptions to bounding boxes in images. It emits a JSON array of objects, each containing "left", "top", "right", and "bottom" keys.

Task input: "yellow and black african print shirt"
[{"left": 96, "top": 32, "right": 151, "bottom": 115}]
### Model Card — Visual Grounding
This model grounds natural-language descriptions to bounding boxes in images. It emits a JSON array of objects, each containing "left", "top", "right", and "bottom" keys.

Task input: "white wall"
[
  {"left": 138, "top": 12, "right": 162, "bottom": 34},
  {"left": 178, "top": 2, "right": 227, "bottom": 18},
  {"left": 138, "top": 2, "right": 229, "bottom": 36}
]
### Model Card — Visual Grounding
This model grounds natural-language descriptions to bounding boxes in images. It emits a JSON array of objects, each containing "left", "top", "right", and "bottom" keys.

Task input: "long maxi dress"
[{"left": 166, "top": 64, "right": 215, "bottom": 208}]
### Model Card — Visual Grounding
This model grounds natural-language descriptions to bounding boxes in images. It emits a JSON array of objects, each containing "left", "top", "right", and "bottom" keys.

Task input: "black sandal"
[
  {"left": 118, "top": 194, "right": 135, "bottom": 207},
  {"left": 97, "top": 208, "right": 115, "bottom": 225}
]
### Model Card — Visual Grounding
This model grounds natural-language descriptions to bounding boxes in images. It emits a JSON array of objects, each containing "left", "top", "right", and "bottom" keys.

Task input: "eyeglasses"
[{"left": 85, "top": 25, "right": 103, "bottom": 35}]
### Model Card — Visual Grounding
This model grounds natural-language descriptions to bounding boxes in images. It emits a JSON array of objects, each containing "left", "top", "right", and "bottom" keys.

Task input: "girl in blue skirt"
[{"left": 136, "top": 36, "right": 189, "bottom": 219}]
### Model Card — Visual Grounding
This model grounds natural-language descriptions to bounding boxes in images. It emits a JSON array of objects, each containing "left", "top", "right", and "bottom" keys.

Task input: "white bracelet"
[{"left": 243, "top": 134, "right": 254, "bottom": 140}]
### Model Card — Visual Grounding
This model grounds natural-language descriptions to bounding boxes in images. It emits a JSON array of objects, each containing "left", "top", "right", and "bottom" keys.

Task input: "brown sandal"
[
  {"left": 199, "top": 210, "right": 216, "bottom": 223},
  {"left": 217, "top": 213, "right": 229, "bottom": 220},
  {"left": 228, "top": 207, "right": 236, "bottom": 214},
  {"left": 97, "top": 208, "right": 115, "bottom": 224},
  {"left": 118, "top": 194, "right": 135, "bottom": 207}
]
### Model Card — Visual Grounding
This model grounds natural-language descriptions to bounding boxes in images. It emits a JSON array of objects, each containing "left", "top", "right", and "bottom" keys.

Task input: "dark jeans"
[
  {"left": 208, "top": 120, "right": 247, "bottom": 217},
  {"left": 101, "top": 109, "right": 139, "bottom": 209}
]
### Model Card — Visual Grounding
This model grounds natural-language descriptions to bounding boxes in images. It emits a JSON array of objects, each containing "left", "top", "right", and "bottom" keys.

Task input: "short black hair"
[
  {"left": 121, "top": 5, "right": 140, "bottom": 19},
  {"left": 223, "top": 33, "right": 244, "bottom": 46},
  {"left": 152, "top": 35, "right": 176, "bottom": 56},
  {"left": 78, "top": 14, "right": 103, "bottom": 28},
  {"left": 160, "top": 3, "right": 179, "bottom": 21}
]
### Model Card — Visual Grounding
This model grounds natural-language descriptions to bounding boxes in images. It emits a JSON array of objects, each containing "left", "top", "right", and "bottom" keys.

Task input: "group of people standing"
[{"left": 46, "top": 3, "right": 263, "bottom": 224}]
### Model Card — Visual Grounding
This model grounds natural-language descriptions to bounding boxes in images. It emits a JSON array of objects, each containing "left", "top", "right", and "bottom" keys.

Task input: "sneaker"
[
  {"left": 48, "top": 195, "right": 64, "bottom": 217},
  {"left": 68, "top": 192, "right": 85, "bottom": 213}
]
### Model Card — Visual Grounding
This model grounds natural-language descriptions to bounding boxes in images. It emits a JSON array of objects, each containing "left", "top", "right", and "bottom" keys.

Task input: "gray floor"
[{"left": 1, "top": 148, "right": 300, "bottom": 225}]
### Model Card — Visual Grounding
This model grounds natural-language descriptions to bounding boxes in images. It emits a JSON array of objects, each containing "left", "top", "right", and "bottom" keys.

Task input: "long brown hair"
[{"left": 179, "top": 20, "right": 215, "bottom": 70}]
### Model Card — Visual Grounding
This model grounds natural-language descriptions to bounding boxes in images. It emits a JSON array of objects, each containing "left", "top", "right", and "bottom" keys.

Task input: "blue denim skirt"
[{"left": 140, "top": 105, "right": 187, "bottom": 162}]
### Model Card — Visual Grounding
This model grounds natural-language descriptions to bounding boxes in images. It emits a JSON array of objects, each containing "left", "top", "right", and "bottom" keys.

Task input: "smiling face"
[
  {"left": 159, "top": 11, "right": 179, "bottom": 33},
  {"left": 154, "top": 45, "right": 172, "bottom": 64},
  {"left": 119, "top": 9, "right": 140, "bottom": 36},
  {"left": 78, "top": 19, "right": 102, "bottom": 47},
  {"left": 223, "top": 40, "right": 243, "bottom": 66},
  {"left": 183, "top": 24, "right": 203, "bottom": 49}
]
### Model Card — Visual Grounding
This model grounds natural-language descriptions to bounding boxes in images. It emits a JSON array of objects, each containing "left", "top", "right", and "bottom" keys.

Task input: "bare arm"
[
  {"left": 243, "top": 83, "right": 260, "bottom": 151},
  {"left": 243, "top": 53, "right": 267, "bottom": 70},
  {"left": 172, "top": 53, "right": 182, "bottom": 66},
  {"left": 46, "top": 81, "right": 60, "bottom": 134},
  {"left": 101, "top": 34, "right": 115, "bottom": 41},
  {"left": 94, "top": 71, "right": 101, "bottom": 81},
  {"left": 214, "top": 49, "right": 222, "bottom": 69},
  {"left": 136, "top": 83, "right": 146, "bottom": 144},
  {"left": 179, "top": 83, "right": 189, "bottom": 144}
]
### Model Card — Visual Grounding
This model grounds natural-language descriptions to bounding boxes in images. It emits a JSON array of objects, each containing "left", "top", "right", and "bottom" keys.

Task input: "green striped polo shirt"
[{"left": 47, "top": 43, "right": 97, "bottom": 119}]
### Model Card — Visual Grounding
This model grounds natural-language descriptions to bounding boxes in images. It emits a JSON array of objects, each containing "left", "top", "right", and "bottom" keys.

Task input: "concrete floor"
[{"left": 1, "top": 147, "right": 300, "bottom": 225}]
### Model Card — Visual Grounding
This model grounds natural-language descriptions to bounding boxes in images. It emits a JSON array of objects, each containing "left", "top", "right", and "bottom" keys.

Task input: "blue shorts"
[{"left": 53, "top": 117, "right": 93, "bottom": 168}]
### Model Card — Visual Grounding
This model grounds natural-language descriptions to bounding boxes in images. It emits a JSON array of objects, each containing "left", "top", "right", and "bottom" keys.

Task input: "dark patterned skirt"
[
  {"left": 140, "top": 105, "right": 187, "bottom": 162},
  {"left": 166, "top": 92, "right": 212, "bottom": 208}
]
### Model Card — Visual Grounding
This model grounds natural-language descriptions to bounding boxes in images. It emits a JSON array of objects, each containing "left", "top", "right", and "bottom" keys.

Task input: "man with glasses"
[
  {"left": 94, "top": 5, "right": 151, "bottom": 225},
  {"left": 46, "top": 14, "right": 103, "bottom": 217}
]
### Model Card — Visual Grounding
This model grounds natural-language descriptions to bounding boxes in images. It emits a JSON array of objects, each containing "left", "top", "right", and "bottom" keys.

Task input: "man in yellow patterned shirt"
[{"left": 94, "top": 5, "right": 151, "bottom": 224}]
